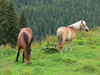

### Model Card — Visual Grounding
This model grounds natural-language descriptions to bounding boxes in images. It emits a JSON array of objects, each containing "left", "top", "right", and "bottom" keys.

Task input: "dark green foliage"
[
  {"left": 41, "top": 36, "right": 59, "bottom": 53},
  {"left": 1, "top": 0, "right": 100, "bottom": 45},
  {"left": 0, "top": 0, "right": 20, "bottom": 47},
  {"left": 9, "top": 0, "right": 100, "bottom": 40},
  {"left": 19, "top": 9, "right": 28, "bottom": 29},
  {"left": 6, "top": 0, "right": 20, "bottom": 47},
  {"left": 0, "top": 0, "right": 8, "bottom": 45}
]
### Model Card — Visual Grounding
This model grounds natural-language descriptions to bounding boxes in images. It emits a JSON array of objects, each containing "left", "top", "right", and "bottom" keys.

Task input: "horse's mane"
[{"left": 68, "top": 20, "right": 86, "bottom": 30}]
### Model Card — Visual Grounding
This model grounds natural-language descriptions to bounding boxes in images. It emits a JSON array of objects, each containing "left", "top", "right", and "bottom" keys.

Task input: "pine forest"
[{"left": 0, "top": 0, "right": 100, "bottom": 46}]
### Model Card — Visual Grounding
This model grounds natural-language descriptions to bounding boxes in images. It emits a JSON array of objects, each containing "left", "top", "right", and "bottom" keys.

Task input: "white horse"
[{"left": 56, "top": 20, "right": 89, "bottom": 53}]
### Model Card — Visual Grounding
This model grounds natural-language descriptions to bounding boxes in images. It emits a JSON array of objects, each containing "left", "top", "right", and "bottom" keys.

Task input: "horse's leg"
[
  {"left": 60, "top": 40, "right": 65, "bottom": 53},
  {"left": 22, "top": 52, "right": 24, "bottom": 63},
  {"left": 65, "top": 41, "right": 68, "bottom": 51},
  {"left": 15, "top": 46, "right": 21, "bottom": 62},
  {"left": 70, "top": 38, "right": 74, "bottom": 51}
]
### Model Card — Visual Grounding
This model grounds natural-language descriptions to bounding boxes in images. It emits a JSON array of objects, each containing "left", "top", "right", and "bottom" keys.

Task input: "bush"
[
  {"left": 63, "top": 56, "right": 78, "bottom": 64},
  {"left": 0, "top": 44, "right": 16, "bottom": 57},
  {"left": 41, "top": 35, "right": 59, "bottom": 53},
  {"left": 90, "top": 45, "right": 97, "bottom": 49}
]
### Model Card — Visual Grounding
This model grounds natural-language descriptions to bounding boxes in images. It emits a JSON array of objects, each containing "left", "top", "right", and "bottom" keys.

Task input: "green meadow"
[{"left": 0, "top": 29, "right": 100, "bottom": 75}]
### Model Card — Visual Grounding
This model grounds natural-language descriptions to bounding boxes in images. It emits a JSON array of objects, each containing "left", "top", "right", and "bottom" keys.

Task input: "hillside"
[
  {"left": 8, "top": 0, "right": 100, "bottom": 40},
  {"left": 0, "top": 29, "right": 100, "bottom": 75}
]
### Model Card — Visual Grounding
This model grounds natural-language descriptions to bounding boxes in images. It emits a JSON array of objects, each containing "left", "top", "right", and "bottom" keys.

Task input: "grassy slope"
[{"left": 0, "top": 29, "right": 100, "bottom": 75}]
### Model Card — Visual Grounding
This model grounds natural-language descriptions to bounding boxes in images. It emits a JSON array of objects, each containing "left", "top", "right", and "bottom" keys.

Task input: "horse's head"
[
  {"left": 25, "top": 53, "right": 31, "bottom": 64},
  {"left": 80, "top": 20, "right": 89, "bottom": 32}
]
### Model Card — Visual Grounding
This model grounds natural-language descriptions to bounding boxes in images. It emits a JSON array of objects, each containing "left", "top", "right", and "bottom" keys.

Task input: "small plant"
[
  {"left": 0, "top": 44, "right": 16, "bottom": 57},
  {"left": 63, "top": 56, "right": 78, "bottom": 64},
  {"left": 90, "top": 44, "right": 97, "bottom": 49},
  {"left": 74, "top": 37, "right": 86, "bottom": 45},
  {"left": 41, "top": 35, "right": 59, "bottom": 53},
  {"left": 22, "top": 68, "right": 33, "bottom": 75}
]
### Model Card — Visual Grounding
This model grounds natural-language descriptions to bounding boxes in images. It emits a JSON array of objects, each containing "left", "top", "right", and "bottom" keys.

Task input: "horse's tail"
[
  {"left": 56, "top": 29, "right": 63, "bottom": 49},
  {"left": 23, "top": 32, "right": 30, "bottom": 55}
]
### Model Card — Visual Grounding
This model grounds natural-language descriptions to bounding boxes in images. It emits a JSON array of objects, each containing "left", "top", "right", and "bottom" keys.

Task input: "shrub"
[
  {"left": 63, "top": 56, "right": 78, "bottom": 64},
  {"left": 90, "top": 45, "right": 97, "bottom": 49},
  {"left": 41, "top": 35, "right": 59, "bottom": 53},
  {"left": 0, "top": 44, "right": 16, "bottom": 57}
]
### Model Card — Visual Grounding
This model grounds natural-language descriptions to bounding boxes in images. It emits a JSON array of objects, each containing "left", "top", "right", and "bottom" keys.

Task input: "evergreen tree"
[
  {"left": 6, "top": 0, "right": 100, "bottom": 40},
  {"left": 19, "top": 9, "right": 28, "bottom": 29},
  {"left": 0, "top": 0, "right": 8, "bottom": 45},
  {"left": 7, "top": 0, "right": 20, "bottom": 47}
]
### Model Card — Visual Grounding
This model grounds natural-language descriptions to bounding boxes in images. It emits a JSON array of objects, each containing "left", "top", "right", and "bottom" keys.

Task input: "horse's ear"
[{"left": 81, "top": 20, "right": 83, "bottom": 24}]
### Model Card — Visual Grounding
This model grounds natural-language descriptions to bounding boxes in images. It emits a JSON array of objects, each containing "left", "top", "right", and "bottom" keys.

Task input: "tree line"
[
  {"left": 0, "top": 0, "right": 100, "bottom": 46},
  {"left": 11, "top": 0, "right": 100, "bottom": 40},
  {"left": 0, "top": 0, "right": 28, "bottom": 47}
]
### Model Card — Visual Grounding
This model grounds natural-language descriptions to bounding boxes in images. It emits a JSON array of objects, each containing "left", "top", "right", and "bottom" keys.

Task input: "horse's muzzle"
[
  {"left": 27, "top": 61, "right": 31, "bottom": 64},
  {"left": 85, "top": 29, "right": 89, "bottom": 32},
  {"left": 27, "top": 62, "right": 31, "bottom": 64}
]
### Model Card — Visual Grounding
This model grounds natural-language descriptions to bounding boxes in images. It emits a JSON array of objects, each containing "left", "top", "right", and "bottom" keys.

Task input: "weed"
[
  {"left": 63, "top": 56, "right": 78, "bottom": 64},
  {"left": 22, "top": 67, "right": 33, "bottom": 75},
  {"left": 90, "top": 45, "right": 97, "bottom": 49},
  {"left": 41, "top": 35, "right": 59, "bottom": 53},
  {"left": 0, "top": 46, "right": 16, "bottom": 57}
]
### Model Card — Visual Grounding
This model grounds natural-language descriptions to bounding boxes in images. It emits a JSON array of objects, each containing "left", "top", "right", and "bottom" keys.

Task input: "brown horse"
[
  {"left": 15, "top": 28, "right": 34, "bottom": 64},
  {"left": 56, "top": 20, "right": 89, "bottom": 53}
]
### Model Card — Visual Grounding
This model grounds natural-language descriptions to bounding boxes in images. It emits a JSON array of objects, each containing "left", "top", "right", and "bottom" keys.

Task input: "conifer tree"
[
  {"left": 7, "top": 0, "right": 20, "bottom": 47},
  {"left": 0, "top": 0, "right": 8, "bottom": 45},
  {"left": 19, "top": 9, "right": 28, "bottom": 29}
]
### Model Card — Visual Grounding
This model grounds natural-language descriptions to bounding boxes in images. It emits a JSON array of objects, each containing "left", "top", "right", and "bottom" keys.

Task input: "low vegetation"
[{"left": 0, "top": 28, "right": 100, "bottom": 75}]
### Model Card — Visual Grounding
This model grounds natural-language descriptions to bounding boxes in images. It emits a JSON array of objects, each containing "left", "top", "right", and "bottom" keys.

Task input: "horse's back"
[
  {"left": 57, "top": 27, "right": 76, "bottom": 40},
  {"left": 57, "top": 27, "right": 69, "bottom": 40},
  {"left": 57, "top": 27, "right": 69, "bottom": 34},
  {"left": 20, "top": 28, "right": 32, "bottom": 34},
  {"left": 67, "top": 27, "right": 76, "bottom": 37},
  {"left": 18, "top": 28, "right": 32, "bottom": 48}
]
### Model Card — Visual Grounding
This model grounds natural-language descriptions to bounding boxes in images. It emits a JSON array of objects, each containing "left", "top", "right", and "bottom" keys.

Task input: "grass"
[{"left": 0, "top": 29, "right": 100, "bottom": 75}]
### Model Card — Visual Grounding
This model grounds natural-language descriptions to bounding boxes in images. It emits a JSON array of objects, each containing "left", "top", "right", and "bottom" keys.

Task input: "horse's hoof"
[
  {"left": 22, "top": 61, "right": 24, "bottom": 63},
  {"left": 61, "top": 52, "right": 63, "bottom": 54},
  {"left": 15, "top": 60, "right": 18, "bottom": 62}
]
